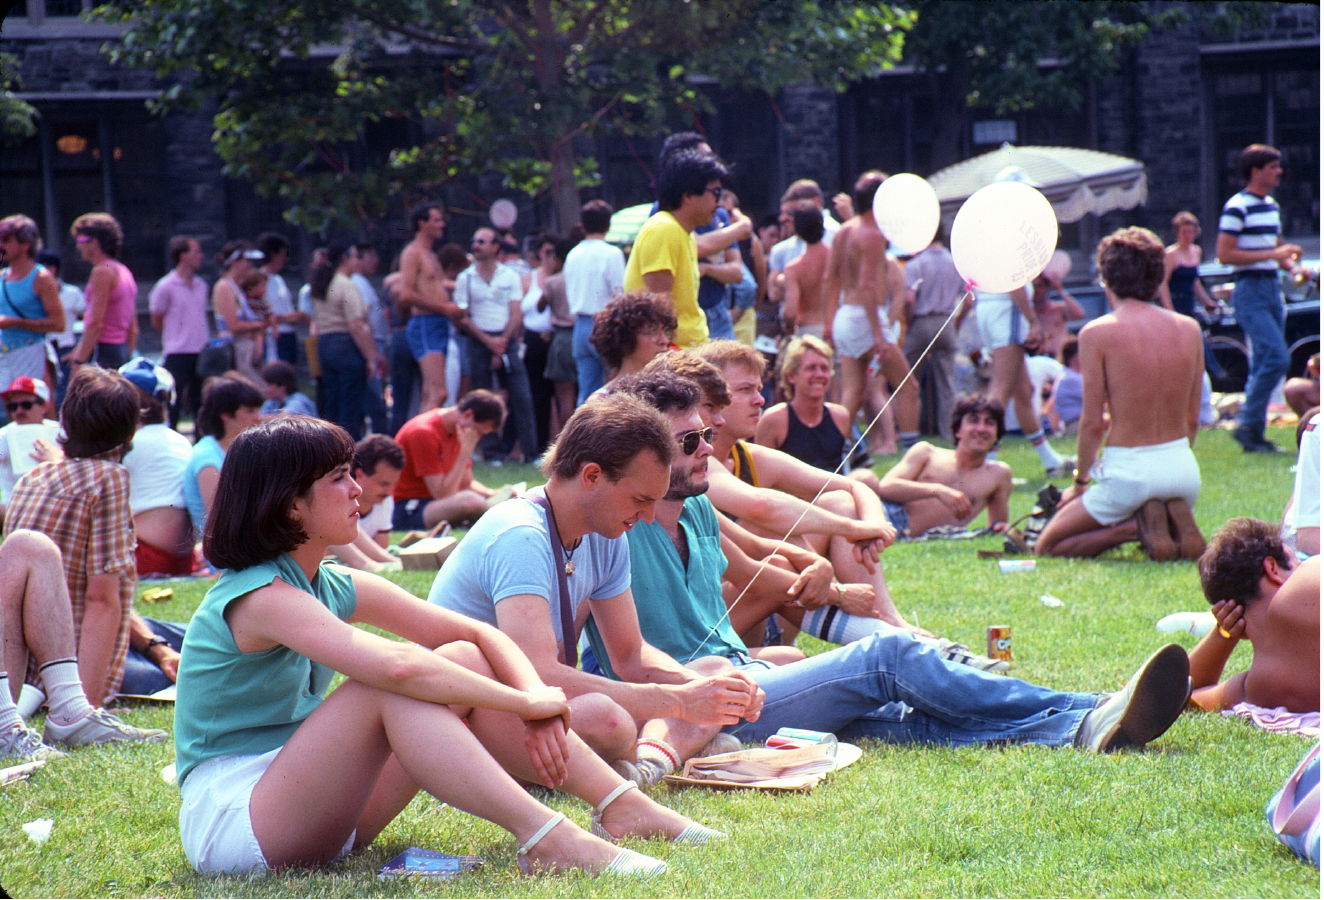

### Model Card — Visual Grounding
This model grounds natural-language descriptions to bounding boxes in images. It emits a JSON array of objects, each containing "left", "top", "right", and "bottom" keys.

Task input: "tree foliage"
[
  {"left": 98, "top": 0, "right": 910, "bottom": 233},
  {"left": 0, "top": 52, "right": 39, "bottom": 149},
  {"left": 901, "top": 0, "right": 1179, "bottom": 170}
]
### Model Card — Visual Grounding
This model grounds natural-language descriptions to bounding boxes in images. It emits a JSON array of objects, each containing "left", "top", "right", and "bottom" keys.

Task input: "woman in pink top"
[{"left": 68, "top": 212, "right": 137, "bottom": 370}]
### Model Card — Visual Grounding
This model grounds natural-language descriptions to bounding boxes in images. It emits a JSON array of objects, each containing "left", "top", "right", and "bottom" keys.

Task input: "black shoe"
[{"left": 1232, "top": 426, "right": 1279, "bottom": 453}]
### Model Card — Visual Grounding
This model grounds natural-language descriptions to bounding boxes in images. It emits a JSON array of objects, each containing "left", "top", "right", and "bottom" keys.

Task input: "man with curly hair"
[
  {"left": 1190, "top": 518, "right": 1318, "bottom": 714},
  {"left": 1035, "top": 227, "right": 1206, "bottom": 561}
]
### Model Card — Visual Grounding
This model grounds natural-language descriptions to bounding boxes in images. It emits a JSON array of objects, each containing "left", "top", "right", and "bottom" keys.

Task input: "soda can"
[{"left": 986, "top": 625, "right": 1013, "bottom": 662}]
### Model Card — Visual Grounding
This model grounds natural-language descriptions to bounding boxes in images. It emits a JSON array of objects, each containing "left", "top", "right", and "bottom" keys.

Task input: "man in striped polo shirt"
[{"left": 1216, "top": 144, "right": 1304, "bottom": 453}]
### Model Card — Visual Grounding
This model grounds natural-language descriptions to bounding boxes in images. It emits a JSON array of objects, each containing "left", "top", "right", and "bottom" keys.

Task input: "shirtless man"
[
  {"left": 781, "top": 204, "right": 831, "bottom": 338},
  {"left": 825, "top": 171, "right": 920, "bottom": 452},
  {"left": 1189, "top": 518, "right": 1318, "bottom": 713},
  {"left": 693, "top": 341, "right": 924, "bottom": 633},
  {"left": 877, "top": 395, "right": 1012, "bottom": 537},
  {"left": 1036, "top": 227, "right": 1206, "bottom": 560},
  {"left": 398, "top": 202, "right": 462, "bottom": 413}
]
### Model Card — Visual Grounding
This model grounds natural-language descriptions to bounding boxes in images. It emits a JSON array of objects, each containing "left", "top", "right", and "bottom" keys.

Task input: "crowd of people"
[{"left": 0, "top": 138, "right": 1316, "bottom": 879}]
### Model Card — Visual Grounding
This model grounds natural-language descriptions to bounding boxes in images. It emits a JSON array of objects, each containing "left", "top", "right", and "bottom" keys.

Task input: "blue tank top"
[
  {"left": 0, "top": 264, "right": 48, "bottom": 350},
  {"left": 1168, "top": 265, "right": 1198, "bottom": 318}
]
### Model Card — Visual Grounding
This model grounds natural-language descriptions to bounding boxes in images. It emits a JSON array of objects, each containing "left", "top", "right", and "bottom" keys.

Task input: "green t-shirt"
[
  {"left": 586, "top": 496, "right": 744, "bottom": 676},
  {"left": 623, "top": 211, "right": 707, "bottom": 348},
  {"left": 173, "top": 554, "right": 357, "bottom": 787}
]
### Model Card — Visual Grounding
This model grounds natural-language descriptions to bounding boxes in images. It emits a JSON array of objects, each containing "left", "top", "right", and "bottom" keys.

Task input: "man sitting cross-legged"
[
  {"left": 604, "top": 367, "right": 1191, "bottom": 754},
  {"left": 428, "top": 394, "right": 764, "bottom": 786},
  {"left": 1188, "top": 517, "right": 1319, "bottom": 714},
  {"left": 392, "top": 389, "right": 505, "bottom": 531},
  {"left": 0, "top": 529, "right": 165, "bottom": 761},
  {"left": 693, "top": 340, "right": 916, "bottom": 631},
  {"left": 876, "top": 395, "right": 1014, "bottom": 538}
]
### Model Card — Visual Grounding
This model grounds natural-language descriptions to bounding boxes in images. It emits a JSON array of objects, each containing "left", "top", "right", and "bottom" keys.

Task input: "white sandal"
[
  {"left": 590, "top": 781, "right": 726, "bottom": 846},
  {"left": 516, "top": 810, "right": 667, "bottom": 877}
]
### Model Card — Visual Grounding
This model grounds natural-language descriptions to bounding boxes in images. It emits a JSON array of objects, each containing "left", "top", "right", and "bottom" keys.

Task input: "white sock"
[
  {"left": 38, "top": 659, "right": 94, "bottom": 725},
  {"left": 801, "top": 607, "right": 901, "bottom": 644},
  {"left": 636, "top": 738, "right": 679, "bottom": 775},
  {"left": 0, "top": 673, "right": 21, "bottom": 731},
  {"left": 898, "top": 431, "right": 920, "bottom": 451},
  {"left": 1025, "top": 429, "right": 1063, "bottom": 468}
]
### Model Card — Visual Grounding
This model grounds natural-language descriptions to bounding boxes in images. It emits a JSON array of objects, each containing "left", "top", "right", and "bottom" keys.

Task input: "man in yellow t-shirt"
[{"left": 624, "top": 150, "right": 729, "bottom": 348}]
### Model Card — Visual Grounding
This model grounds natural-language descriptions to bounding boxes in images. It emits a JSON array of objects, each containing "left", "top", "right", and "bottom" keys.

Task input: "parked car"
[
  {"left": 1061, "top": 259, "right": 1319, "bottom": 394},
  {"left": 1197, "top": 259, "right": 1319, "bottom": 393}
]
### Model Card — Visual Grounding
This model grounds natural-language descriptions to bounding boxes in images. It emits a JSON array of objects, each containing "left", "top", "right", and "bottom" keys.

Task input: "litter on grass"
[
  {"left": 22, "top": 818, "right": 53, "bottom": 844},
  {"left": 1040, "top": 594, "right": 1064, "bottom": 608}
]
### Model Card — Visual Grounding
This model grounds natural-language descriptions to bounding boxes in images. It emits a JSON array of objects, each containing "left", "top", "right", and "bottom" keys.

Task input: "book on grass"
[
  {"left": 377, "top": 847, "right": 484, "bottom": 880},
  {"left": 116, "top": 685, "right": 177, "bottom": 702},
  {"left": 682, "top": 742, "right": 838, "bottom": 783}
]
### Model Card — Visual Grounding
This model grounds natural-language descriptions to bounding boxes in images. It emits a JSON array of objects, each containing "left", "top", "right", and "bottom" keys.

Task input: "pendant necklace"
[{"left": 543, "top": 492, "right": 582, "bottom": 575}]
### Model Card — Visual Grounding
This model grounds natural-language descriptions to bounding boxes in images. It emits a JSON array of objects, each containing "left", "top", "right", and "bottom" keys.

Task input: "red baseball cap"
[{"left": 1, "top": 376, "right": 50, "bottom": 404}]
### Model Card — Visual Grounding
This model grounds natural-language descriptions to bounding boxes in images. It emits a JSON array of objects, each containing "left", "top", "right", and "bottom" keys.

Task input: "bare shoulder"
[
  {"left": 987, "top": 458, "right": 1014, "bottom": 483},
  {"left": 762, "top": 402, "right": 790, "bottom": 422},
  {"left": 827, "top": 402, "right": 852, "bottom": 431}
]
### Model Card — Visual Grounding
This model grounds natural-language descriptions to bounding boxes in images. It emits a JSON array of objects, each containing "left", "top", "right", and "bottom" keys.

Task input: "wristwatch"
[
  {"left": 143, "top": 636, "right": 170, "bottom": 653},
  {"left": 1072, "top": 467, "right": 1090, "bottom": 486}
]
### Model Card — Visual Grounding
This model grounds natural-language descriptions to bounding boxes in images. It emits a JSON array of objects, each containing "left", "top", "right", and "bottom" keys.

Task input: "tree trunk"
[{"left": 547, "top": 138, "right": 581, "bottom": 234}]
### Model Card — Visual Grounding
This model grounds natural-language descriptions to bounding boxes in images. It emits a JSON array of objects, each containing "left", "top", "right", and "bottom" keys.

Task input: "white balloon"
[
  {"left": 872, "top": 173, "right": 940, "bottom": 256},
  {"left": 489, "top": 198, "right": 517, "bottom": 230},
  {"left": 950, "top": 182, "right": 1058, "bottom": 293}
]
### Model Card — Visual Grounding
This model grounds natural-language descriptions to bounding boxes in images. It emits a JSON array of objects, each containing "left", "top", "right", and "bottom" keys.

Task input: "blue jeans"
[
  {"left": 318, "top": 331, "right": 366, "bottom": 441},
  {"left": 466, "top": 332, "right": 539, "bottom": 460},
  {"left": 573, "top": 315, "right": 606, "bottom": 404},
  {"left": 725, "top": 632, "right": 1098, "bottom": 747},
  {"left": 120, "top": 617, "right": 187, "bottom": 696},
  {"left": 704, "top": 303, "right": 735, "bottom": 341},
  {"left": 390, "top": 327, "right": 420, "bottom": 434},
  {"left": 1233, "top": 274, "right": 1289, "bottom": 437}
]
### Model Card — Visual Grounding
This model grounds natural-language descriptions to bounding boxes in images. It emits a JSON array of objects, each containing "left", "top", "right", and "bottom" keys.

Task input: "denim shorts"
[
  {"left": 179, "top": 747, "right": 356, "bottom": 875},
  {"left": 406, "top": 314, "right": 451, "bottom": 359},
  {"left": 392, "top": 497, "right": 430, "bottom": 531}
]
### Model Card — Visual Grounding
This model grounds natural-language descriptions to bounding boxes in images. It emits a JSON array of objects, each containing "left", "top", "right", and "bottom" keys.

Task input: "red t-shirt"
[{"left": 393, "top": 410, "right": 470, "bottom": 501}]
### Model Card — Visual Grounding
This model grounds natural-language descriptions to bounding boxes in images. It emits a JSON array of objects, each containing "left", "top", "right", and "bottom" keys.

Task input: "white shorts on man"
[{"left": 1081, "top": 438, "right": 1200, "bottom": 526}]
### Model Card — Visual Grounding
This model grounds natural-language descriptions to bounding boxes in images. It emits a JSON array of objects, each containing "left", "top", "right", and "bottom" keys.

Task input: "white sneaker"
[
  {"left": 43, "top": 708, "right": 168, "bottom": 748},
  {"left": 698, "top": 732, "right": 742, "bottom": 758},
  {"left": 0, "top": 722, "right": 67, "bottom": 762}
]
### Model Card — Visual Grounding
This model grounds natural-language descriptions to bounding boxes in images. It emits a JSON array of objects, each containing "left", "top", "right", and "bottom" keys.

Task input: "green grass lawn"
[{"left": 0, "top": 425, "right": 1317, "bottom": 898}]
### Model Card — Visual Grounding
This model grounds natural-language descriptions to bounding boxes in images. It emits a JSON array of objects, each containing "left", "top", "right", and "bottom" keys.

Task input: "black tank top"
[{"left": 780, "top": 404, "right": 846, "bottom": 472}]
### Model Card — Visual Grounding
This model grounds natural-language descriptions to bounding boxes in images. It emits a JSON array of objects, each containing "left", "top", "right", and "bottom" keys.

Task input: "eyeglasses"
[
  {"left": 5, "top": 400, "right": 38, "bottom": 413},
  {"left": 678, "top": 426, "right": 714, "bottom": 455},
  {"left": 705, "top": 186, "right": 725, "bottom": 200}
]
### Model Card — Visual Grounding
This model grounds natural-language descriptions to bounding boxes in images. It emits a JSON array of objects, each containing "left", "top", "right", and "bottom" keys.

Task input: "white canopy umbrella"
[{"left": 929, "top": 143, "right": 1147, "bottom": 223}]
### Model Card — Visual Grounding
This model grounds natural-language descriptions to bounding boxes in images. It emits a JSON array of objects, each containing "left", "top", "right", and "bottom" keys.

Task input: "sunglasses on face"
[
  {"left": 6, "top": 400, "right": 39, "bottom": 413},
  {"left": 706, "top": 186, "right": 724, "bottom": 200},
  {"left": 678, "top": 426, "right": 714, "bottom": 456}
]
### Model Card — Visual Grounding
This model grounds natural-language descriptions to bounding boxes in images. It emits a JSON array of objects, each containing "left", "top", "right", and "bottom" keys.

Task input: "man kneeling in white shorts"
[{"left": 1035, "top": 226, "right": 1207, "bottom": 560}]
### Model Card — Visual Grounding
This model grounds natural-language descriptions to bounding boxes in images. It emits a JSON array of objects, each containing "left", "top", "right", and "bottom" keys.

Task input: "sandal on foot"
[
  {"left": 591, "top": 781, "right": 725, "bottom": 846},
  {"left": 516, "top": 810, "right": 667, "bottom": 877}
]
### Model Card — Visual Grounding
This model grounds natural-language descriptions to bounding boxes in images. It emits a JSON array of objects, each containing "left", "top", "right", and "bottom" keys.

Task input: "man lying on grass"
[
  {"left": 1189, "top": 517, "right": 1319, "bottom": 713},
  {"left": 595, "top": 369, "right": 1191, "bottom": 757}
]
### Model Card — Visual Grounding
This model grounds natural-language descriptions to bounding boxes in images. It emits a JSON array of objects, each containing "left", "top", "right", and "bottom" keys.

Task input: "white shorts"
[
  {"left": 975, "top": 293, "right": 1029, "bottom": 351},
  {"left": 179, "top": 746, "right": 356, "bottom": 875},
  {"left": 832, "top": 305, "right": 893, "bottom": 359},
  {"left": 1080, "top": 438, "right": 1201, "bottom": 526}
]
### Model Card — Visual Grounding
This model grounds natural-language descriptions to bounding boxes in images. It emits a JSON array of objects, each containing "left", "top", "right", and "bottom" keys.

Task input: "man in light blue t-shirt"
[{"left": 428, "top": 393, "right": 762, "bottom": 784}]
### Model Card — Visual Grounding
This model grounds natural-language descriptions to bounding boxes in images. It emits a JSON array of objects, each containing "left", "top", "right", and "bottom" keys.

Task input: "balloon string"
[{"left": 682, "top": 291, "right": 972, "bottom": 663}]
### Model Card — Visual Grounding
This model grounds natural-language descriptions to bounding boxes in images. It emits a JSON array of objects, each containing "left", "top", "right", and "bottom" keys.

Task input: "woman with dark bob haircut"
[{"left": 174, "top": 415, "right": 713, "bottom": 878}]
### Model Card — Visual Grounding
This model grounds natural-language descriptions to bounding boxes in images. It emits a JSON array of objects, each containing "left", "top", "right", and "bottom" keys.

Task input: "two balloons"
[{"left": 872, "top": 172, "right": 1059, "bottom": 294}]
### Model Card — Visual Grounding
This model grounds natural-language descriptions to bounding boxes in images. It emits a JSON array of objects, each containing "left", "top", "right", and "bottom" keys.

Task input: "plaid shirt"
[{"left": 4, "top": 449, "right": 137, "bottom": 698}]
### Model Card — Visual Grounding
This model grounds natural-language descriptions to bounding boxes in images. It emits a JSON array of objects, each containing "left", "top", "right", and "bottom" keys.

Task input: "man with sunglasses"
[
  {"left": 624, "top": 150, "right": 730, "bottom": 348},
  {"left": 0, "top": 376, "right": 60, "bottom": 522},
  {"left": 456, "top": 226, "right": 538, "bottom": 463}
]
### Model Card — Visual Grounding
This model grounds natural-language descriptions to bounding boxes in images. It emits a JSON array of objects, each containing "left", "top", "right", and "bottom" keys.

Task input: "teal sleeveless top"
[{"left": 173, "top": 554, "right": 356, "bottom": 787}]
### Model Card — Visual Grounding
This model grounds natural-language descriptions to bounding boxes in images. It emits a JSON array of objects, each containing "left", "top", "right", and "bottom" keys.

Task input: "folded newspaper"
[{"left": 666, "top": 741, "right": 861, "bottom": 791}]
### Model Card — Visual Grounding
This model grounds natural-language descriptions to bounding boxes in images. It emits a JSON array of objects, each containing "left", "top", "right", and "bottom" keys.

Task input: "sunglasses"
[
  {"left": 705, "top": 186, "right": 725, "bottom": 200},
  {"left": 678, "top": 426, "right": 714, "bottom": 455},
  {"left": 5, "top": 400, "right": 39, "bottom": 413}
]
